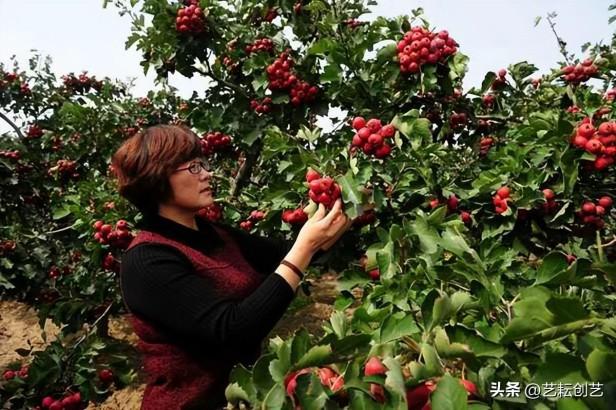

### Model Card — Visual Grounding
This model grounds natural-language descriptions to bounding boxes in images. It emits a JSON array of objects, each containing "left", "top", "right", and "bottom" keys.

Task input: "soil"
[{"left": 0, "top": 272, "right": 351, "bottom": 409}]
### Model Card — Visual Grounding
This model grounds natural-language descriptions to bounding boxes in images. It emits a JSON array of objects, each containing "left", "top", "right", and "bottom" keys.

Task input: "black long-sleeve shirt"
[{"left": 120, "top": 213, "right": 310, "bottom": 354}]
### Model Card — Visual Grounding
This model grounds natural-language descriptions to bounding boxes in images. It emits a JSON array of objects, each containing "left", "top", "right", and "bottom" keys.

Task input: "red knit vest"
[{"left": 123, "top": 225, "right": 263, "bottom": 410}]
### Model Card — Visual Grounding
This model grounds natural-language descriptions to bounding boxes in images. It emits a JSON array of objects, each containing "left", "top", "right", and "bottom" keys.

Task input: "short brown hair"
[{"left": 111, "top": 124, "right": 202, "bottom": 213}]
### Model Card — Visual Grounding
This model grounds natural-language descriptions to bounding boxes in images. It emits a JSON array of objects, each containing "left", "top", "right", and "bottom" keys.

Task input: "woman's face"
[{"left": 165, "top": 158, "right": 214, "bottom": 211}]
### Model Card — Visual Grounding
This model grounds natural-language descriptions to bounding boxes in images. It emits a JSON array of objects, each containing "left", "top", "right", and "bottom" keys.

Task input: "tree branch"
[
  {"left": 0, "top": 111, "right": 24, "bottom": 139},
  {"left": 546, "top": 13, "right": 571, "bottom": 65},
  {"left": 231, "top": 138, "right": 262, "bottom": 198},
  {"left": 196, "top": 54, "right": 250, "bottom": 99}
]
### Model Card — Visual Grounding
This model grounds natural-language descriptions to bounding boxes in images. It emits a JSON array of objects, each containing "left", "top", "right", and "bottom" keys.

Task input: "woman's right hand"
[{"left": 293, "top": 199, "right": 349, "bottom": 255}]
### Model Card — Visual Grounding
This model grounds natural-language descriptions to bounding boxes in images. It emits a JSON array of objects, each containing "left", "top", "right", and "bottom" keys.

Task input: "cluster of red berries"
[
  {"left": 266, "top": 52, "right": 318, "bottom": 105},
  {"left": 561, "top": 59, "right": 598, "bottom": 85},
  {"left": 0, "top": 72, "right": 31, "bottom": 95},
  {"left": 0, "top": 149, "right": 20, "bottom": 160},
  {"left": 605, "top": 88, "right": 616, "bottom": 102},
  {"left": 40, "top": 391, "right": 83, "bottom": 410},
  {"left": 343, "top": 18, "right": 364, "bottom": 29},
  {"left": 62, "top": 73, "right": 103, "bottom": 93},
  {"left": 542, "top": 189, "right": 559, "bottom": 214},
  {"left": 491, "top": 69, "right": 508, "bottom": 90},
  {"left": 353, "top": 209, "right": 376, "bottom": 227},
  {"left": 245, "top": 38, "right": 274, "bottom": 54},
  {"left": 197, "top": 203, "right": 222, "bottom": 222},
  {"left": 577, "top": 196, "right": 612, "bottom": 230},
  {"left": 102, "top": 252, "right": 119, "bottom": 273},
  {"left": 48, "top": 265, "right": 71, "bottom": 280},
  {"left": 571, "top": 119, "right": 616, "bottom": 171},
  {"left": 364, "top": 357, "right": 387, "bottom": 402},
  {"left": 200, "top": 131, "right": 232, "bottom": 155},
  {"left": 429, "top": 194, "right": 471, "bottom": 224},
  {"left": 449, "top": 112, "right": 468, "bottom": 131},
  {"left": 566, "top": 105, "right": 582, "bottom": 114},
  {"left": 3, "top": 364, "right": 28, "bottom": 381},
  {"left": 492, "top": 186, "right": 511, "bottom": 214},
  {"left": 350, "top": 117, "right": 395, "bottom": 158},
  {"left": 479, "top": 136, "right": 494, "bottom": 156},
  {"left": 282, "top": 207, "right": 308, "bottom": 226},
  {"left": 175, "top": 1, "right": 205, "bottom": 34},
  {"left": 289, "top": 80, "right": 318, "bottom": 106},
  {"left": 239, "top": 210, "right": 266, "bottom": 231},
  {"left": 263, "top": 7, "right": 278, "bottom": 23},
  {"left": 92, "top": 220, "right": 133, "bottom": 250},
  {"left": 49, "top": 159, "right": 79, "bottom": 179},
  {"left": 285, "top": 367, "right": 344, "bottom": 407},
  {"left": 396, "top": 27, "right": 458, "bottom": 74},
  {"left": 0, "top": 240, "right": 16, "bottom": 255},
  {"left": 306, "top": 169, "right": 341, "bottom": 208},
  {"left": 250, "top": 96, "right": 272, "bottom": 114},
  {"left": 221, "top": 56, "right": 239, "bottom": 72},
  {"left": 27, "top": 125, "right": 44, "bottom": 139}
]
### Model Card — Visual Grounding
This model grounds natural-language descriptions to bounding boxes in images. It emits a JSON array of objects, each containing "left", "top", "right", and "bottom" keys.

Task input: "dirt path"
[{"left": 0, "top": 273, "right": 344, "bottom": 409}]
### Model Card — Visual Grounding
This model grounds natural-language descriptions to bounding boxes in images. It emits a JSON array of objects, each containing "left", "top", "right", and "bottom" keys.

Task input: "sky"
[{"left": 0, "top": 0, "right": 613, "bottom": 132}]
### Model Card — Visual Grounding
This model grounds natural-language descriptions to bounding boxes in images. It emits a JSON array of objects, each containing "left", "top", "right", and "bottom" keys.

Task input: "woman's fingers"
[{"left": 321, "top": 199, "right": 343, "bottom": 225}]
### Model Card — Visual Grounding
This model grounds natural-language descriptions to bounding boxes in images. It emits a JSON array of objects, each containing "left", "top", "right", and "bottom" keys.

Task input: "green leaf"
[
  {"left": 430, "top": 373, "right": 468, "bottom": 410},
  {"left": 379, "top": 312, "right": 420, "bottom": 343},
  {"left": 585, "top": 349, "right": 616, "bottom": 381},
  {"left": 420, "top": 343, "right": 443, "bottom": 376},
  {"left": 52, "top": 207, "right": 71, "bottom": 220},
  {"left": 534, "top": 252, "right": 569, "bottom": 285},
  {"left": 261, "top": 383, "right": 286, "bottom": 409},
  {"left": 532, "top": 353, "right": 588, "bottom": 384},
  {"left": 225, "top": 382, "right": 250, "bottom": 405},
  {"left": 294, "top": 345, "right": 332, "bottom": 369}
]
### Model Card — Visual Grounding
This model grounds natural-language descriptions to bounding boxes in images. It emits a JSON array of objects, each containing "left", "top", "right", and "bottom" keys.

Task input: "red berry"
[
  {"left": 42, "top": 396, "right": 54, "bottom": 408},
  {"left": 582, "top": 202, "right": 596, "bottom": 214},
  {"left": 99, "top": 368, "right": 114, "bottom": 383},
  {"left": 366, "top": 118, "right": 382, "bottom": 133},
  {"left": 597, "top": 122, "right": 614, "bottom": 135},
  {"left": 447, "top": 195, "right": 459, "bottom": 211},
  {"left": 542, "top": 189, "right": 555, "bottom": 200},
  {"left": 368, "top": 268, "right": 380, "bottom": 281},
  {"left": 92, "top": 220, "right": 104, "bottom": 231},
  {"left": 352, "top": 116, "right": 366, "bottom": 130},
  {"left": 49, "top": 402, "right": 62, "bottom": 410},
  {"left": 496, "top": 186, "right": 510, "bottom": 199},
  {"left": 460, "top": 211, "right": 472, "bottom": 225},
  {"left": 578, "top": 123, "right": 596, "bottom": 139},
  {"left": 498, "top": 68, "right": 507, "bottom": 78},
  {"left": 358, "top": 127, "right": 371, "bottom": 140},
  {"left": 380, "top": 124, "right": 396, "bottom": 138},
  {"left": 598, "top": 196, "right": 613, "bottom": 209},
  {"left": 364, "top": 356, "right": 387, "bottom": 376},
  {"left": 461, "top": 379, "right": 477, "bottom": 396},
  {"left": 3, "top": 370, "right": 15, "bottom": 380}
]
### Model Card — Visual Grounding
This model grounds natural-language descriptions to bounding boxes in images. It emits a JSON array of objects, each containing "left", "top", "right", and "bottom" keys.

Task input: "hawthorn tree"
[{"left": 0, "top": 0, "right": 615, "bottom": 409}]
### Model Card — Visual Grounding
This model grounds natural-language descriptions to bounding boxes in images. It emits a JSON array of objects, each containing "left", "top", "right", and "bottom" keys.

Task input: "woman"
[{"left": 111, "top": 125, "right": 351, "bottom": 410}]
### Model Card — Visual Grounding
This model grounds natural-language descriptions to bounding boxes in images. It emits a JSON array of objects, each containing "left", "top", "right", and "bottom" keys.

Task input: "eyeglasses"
[{"left": 175, "top": 159, "right": 211, "bottom": 175}]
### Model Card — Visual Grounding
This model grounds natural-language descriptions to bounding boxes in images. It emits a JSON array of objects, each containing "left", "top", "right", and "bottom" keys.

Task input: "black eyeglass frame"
[{"left": 174, "top": 159, "right": 211, "bottom": 175}]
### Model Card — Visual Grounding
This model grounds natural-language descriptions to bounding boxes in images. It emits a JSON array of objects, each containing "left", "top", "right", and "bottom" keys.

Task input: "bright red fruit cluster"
[
  {"left": 542, "top": 189, "right": 558, "bottom": 214},
  {"left": 491, "top": 68, "right": 507, "bottom": 90},
  {"left": 62, "top": 73, "right": 103, "bottom": 93},
  {"left": 266, "top": 52, "right": 318, "bottom": 106},
  {"left": 350, "top": 116, "right": 395, "bottom": 158},
  {"left": 571, "top": 119, "right": 616, "bottom": 171},
  {"left": 3, "top": 364, "right": 29, "bottom": 381},
  {"left": 353, "top": 209, "right": 376, "bottom": 227},
  {"left": 245, "top": 38, "right": 274, "bottom": 54},
  {"left": 282, "top": 208, "right": 308, "bottom": 225},
  {"left": 0, "top": 71, "right": 31, "bottom": 95},
  {"left": 102, "top": 252, "right": 118, "bottom": 272},
  {"left": 561, "top": 59, "right": 598, "bottom": 84},
  {"left": 364, "top": 357, "right": 387, "bottom": 402},
  {"left": 250, "top": 96, "right": 272, "bottom": 114},
  {"left": 396, "top": 27, "right": 458, "bottom": 74},
  {"left": 40, "top": 391, "right": 82, "bottom": 410},
  {"left": 0, "top": 149, "right": 20, "bottom": 160},
  {"left": 239, "top": 210, "right": 265, "bottom": 231},
  {"left": 263, "top": 7, "right": 278, "bottom": 22},
  {"left": 92, "top": 220, "right": 133, "bottom": 249},
  {"left": 577, "top": 196, "right": 612, "bottom": 229},
  {"left": 449, "top": 112, "right": 467, "bottom": 130},
  {"left": 48, "top": 265, "right": 71, "bottom": 279},
  {"left": 49, "top": 159, "right": 79, "bottom": 179},
  {"left": 306, "top": 169, "right": 341, "bottom": 207},
  {"left": 0, "top": 240, "right": 16, "bottom": 255},
  {"left": 175, "top": 1, "right": 205, "bottom": 34},
  {"left": 493, "top": 186, "right": 511, "bottom": 214},
  {"left": 285, "top": 366, "right": 344, "bottom": 404},
  {"left": 479, "top": 136, "right": 494, "bottom": 156},
  {"left": 482, "top": 93, "right": 495, "bottom": 108},
  {"left": 26, "top": 125, "right": 44, "bottom": 139},
  {"left": 197, "top": 203, "right": 222, "bottom": 222},
  {"left": 200, "top": 131, "right": 232, "bottom": 155}
]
